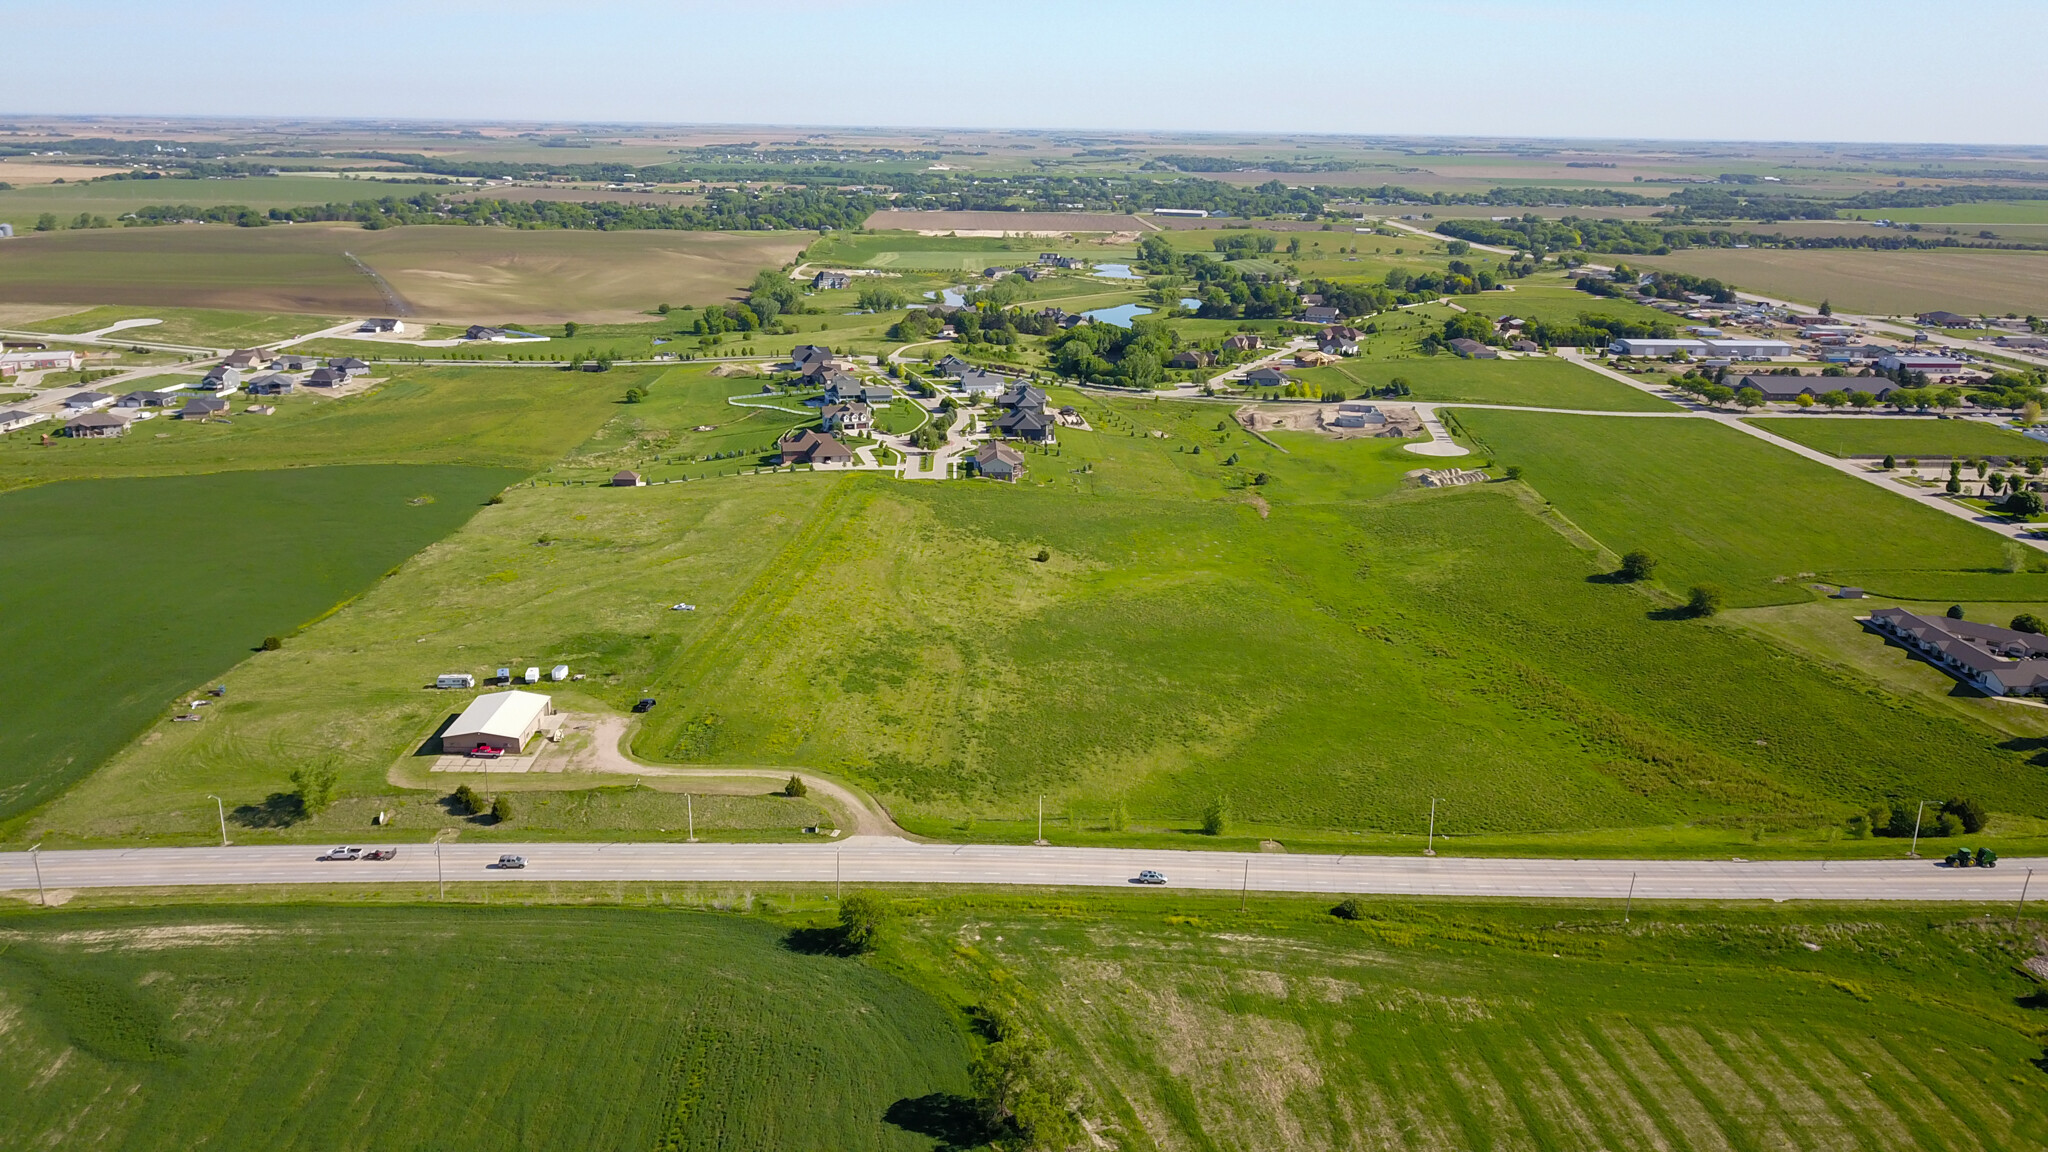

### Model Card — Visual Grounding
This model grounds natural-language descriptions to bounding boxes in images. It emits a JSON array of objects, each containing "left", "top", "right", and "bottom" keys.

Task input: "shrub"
[
  {"left": 1331, "top": 897, "right": 1366, "bottom": 920},
  {"left": 1947, "top": 604, "right": 1966, "bottom": 620},
  {"left": 1200, "top": 796, "right": 1231, "bottom": 836},
  {"left": 838, "top": 891, "right": 890, "bottom": 951},
  {"left": 1845, "top": 812, "right": 1870, "bottom": 839},
  {"left": 2011, "top": 614, "right": 2045, "bottom": 634},
  {"left": 1034, "top": 548, "right": 1051, "bottom": 563},
  {"left": 1686, "top": 584, "right": 1723, "bottom": 617},
  {"left": 451, "top": 784, "right": 481, "bottom": 816},
  {"left": 782, "top": 774, "right": 808, "bottom": 798},
  {"left": 1619, "top": 550, "right": 1657, "bottom": 582},
  {"left": 1108, "top": 796, "right": 1129, "bottom": 833},
  {"left": 491, "top": 794, "right": 513, "bottom": 823},
  {"left": 1503, "top": 464, "right": 1523, "bottom": 481},
  {"left": 1882, "top": 454, "right": 1896, "bottom": 471},
  {"left": 1883, "top": 803, "right": 1920, "bottom": 838},
  {"left": 261, "top": 635, "right": 283, "bottom": 651},
  {"left": 1934, "top": 812, "right": 1961, "bottom": 838},
  {"left": 289, "top": 764, "right": 337, "bottom": 813},
  {"left": 969, "top": 1029, "right": 1086, "bottom": 1152},
  {"left": 1943, "top": 796, "right": 1988, "bottom": 833}
]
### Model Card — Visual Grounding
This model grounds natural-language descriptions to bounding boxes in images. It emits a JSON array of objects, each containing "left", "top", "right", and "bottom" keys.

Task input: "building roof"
[
  {"left": 1870, "top": 607, "right": 2048, "bottom": 692},
  {"left": 306, "top": 367, "right": 344, "bottom": 385},
  {"left": 957, "top": 368, "right": 1009, "bottom": 392},
  {"left": 998, "top": 408, "right": 1053, "bottom": 433},
  {"left": 179, "top": 397, "right": 228, "bottom": 413},
  {"left": 1918, "top": 311, "right": 1975, "bottom": 326},
  {"left": 998, "top": 384, "right": 1047, "bottom": 410},
  {"left": 822, "top": 401, "right": 871, "bottom": 420},
  {"left": 444, "top": 690, "right": 553, "bottom": 744},
  {"left": 974, "top": 441, "right": 1025, "bottom": 470},
  {"left": 329, "top": 357, "right": 369, "bottom": 370},
  {"left": 612, "top": 470, "right": 642, "bottom": 485},
  {"left": 66, "top": 411, "right": 128, "bottom": 428},
  {"left": 65, "top": 391, "right": 112, "bottom": 406},
  {"left": 1244, "top": 366, "right": 1289, "bottom": 384},
  {"left": 778, "top": 429, "right": 853, "bottom": 463}
]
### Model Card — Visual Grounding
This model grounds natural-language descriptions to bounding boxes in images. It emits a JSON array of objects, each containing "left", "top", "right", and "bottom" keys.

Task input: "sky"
[{"left": 7, "top": 0, "right": 2047, "bottom": 145}]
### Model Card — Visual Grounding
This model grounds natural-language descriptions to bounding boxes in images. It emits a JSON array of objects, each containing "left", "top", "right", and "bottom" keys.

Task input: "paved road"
[{"left": 2, "top": 840, "right": 2038, "bottom": 902}]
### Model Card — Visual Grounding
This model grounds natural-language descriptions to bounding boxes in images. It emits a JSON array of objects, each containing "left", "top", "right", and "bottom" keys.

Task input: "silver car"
[
  {"left": 1135, "top": 869, "right": 1167, "bottom": 885},
  {"left": 496, "top": 854, "right": 527, "bottom": 869}
]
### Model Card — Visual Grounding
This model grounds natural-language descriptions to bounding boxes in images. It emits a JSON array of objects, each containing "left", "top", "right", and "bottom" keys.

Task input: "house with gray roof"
[
  {"left": 117, "top": 389, "right": 178, "bottom": 409},
  {"left": 178, "top": 396, "right": 230, "bottom": 419},
  {"left": 64, "top": 411, "right": 130, "bottom": 438},
  {"left": 956, "top": 369, "right": 1009, "bottom": 398},
  {"left": 246, "top": 373, "right": 296, "bottom": 396},
  {"left": 996, "top": 408, "right": 1056, "bottom": 442},
  {"left": 1243, "top": 366, "right": 1290, "bottom": 387},
  {"left": 0, "top": 409, "right": 51, "bottom": 435},
  {"left": 997, "top": 383, "right": 1047, "bottom": 412},
  {"left": 63, "top": 391, "right": 115, "bottom": 412},
  {"left": 1867, "top": 607, "right": 2048, "bottom": 696},
  {"left": 821, "top": 401, "right": 873, "bottom": 434},
  {"left": 972, "top": 441, "right": 1025, "bottom": 481}
]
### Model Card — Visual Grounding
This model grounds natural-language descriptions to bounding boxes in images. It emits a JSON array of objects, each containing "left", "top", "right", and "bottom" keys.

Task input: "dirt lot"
[
  {"left": 864, "top": 209, "right": 1151, "bottom": 234},
  {"left": 1238, "top": 402, "right": 1422, "bottom": 438}
]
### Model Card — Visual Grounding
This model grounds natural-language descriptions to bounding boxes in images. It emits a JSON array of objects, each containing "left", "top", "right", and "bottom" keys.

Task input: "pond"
[
  {"left": 1082, "top": 303, "right": 1153, "bottom": 329},
  {"left": 1180, "top": 298, "right": 1201, "bottom": 309},
  {"left": 1093, "top": 263, "right": 1139, "bottom": 279},
  {"left": 921, "top": 287, "right": 969, "bottom": 307}
]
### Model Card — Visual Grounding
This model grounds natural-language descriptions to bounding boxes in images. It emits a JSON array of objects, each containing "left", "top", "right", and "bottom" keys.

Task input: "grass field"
[
  {"left": 0, "top": 225, "right": 806, "bottom": 323},
  {"left": 1747, "top": 416, "right": 2043, "bottom": 459},
  {"left": 0, "top": 465, "right": 521, "bottom": 829},
  {"left": 1297, "top": 356, "right": 1676, "bottom": 411},
  {"left": 1637, "top": 247, "right": 2048, "bottom": 317},
  {"left": 0, "top": 173, "right": 390, "bottom": 231},
  {"left": 29, "top": 304, "right": 339, "bottom": 348},
  {"left": 5, "top": 892, "right": 2043, "bottom": 1152},
  {"left": 0, "top": 904, "right": 968, "bottom": 1152},
  {"left": 1458, "top": 410, "right": 2048, "bottom": 606}
]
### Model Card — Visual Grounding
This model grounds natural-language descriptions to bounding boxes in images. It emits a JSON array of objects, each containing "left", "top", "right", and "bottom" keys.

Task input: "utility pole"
[
  {"left": 29, "top": 843, "right": 46, "bottom": 908},
  {"left": 2016, "top": 868, "right": 2035, "bottom": 933},
  {"left": 1425, "top": 797, "right": 1441, "bottom": 857},
  {"left": 835, "top": 849, "right": 842, "bottom": 899},
  {"left": 1909, "top": 800, "right": 1930, "bottom": 859},
  {"left": 687, "top": 794, "right": 695, "bottom": 843},
  {"left": 1240, "top": 858, "right": 1249, "bottom": 911},
  {"left": 1624, "top": 871, "right": 1637, "bottom": 922},
  {"left": 1035, "top": 796, "right": 1047, "bottom": 846},
  {"left": 435, "top": 837, "right": 444, "bottom": 901},
  {"left": 205, "top": 794, "right": 228, "bottom": 846}
]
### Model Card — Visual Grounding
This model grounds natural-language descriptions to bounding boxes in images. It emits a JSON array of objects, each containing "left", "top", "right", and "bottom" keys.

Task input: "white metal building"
[{"left": 439, "top": 690, "right": 555, "bottom": 754}]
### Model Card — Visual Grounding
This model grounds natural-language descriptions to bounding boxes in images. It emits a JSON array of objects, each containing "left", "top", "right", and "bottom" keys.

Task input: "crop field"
[
  {"left": 1748, "top": 416, "right": 2044, "bottom": 459},
  {"left": 29, "top": 304, "right": 340, "bottom": 348},
  {"left": 806, "top": 230, "right": 1137, "bottom": 271},
  {"left": 1636, "top": 247, "right": 2048, "bottom": 317},
  {"left": 0, "top": 224, "right": 805, "bottom": 323},
  {"left": 0, "top": 465, "right": 520, "bottom": 829},
  {"left": 0, "top": 173, "right": 379, "bottom": 231},
  {"left": 0, "top": 905, "right": 967, "bottom": 1152},
  {"left": 1299, "top": 356, "right": 1676, "bottom": 412}
]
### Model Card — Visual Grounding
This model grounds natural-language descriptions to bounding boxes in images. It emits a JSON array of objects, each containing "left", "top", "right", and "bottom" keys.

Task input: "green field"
[
  {"left": 1748, "top": 416, "right": 2043, "bottom": 459},
  {"left": 0, "top": 173, "right": 386, "bottom": 231},
  {"left": 4, "top": 893, "right": 2044, "bottom": 1152},
  {"left": 0, "top": 465, "right": 521, "bottom": 828},
  {"left": 0, "top": 904, "right": 967, "bottom": 1151},
  {"left": 1298, "top": 356, "right": 1676, "bottom": 411},
  {"left": 30, "top": 304, "right": 340, "bottom": 348},
  {"left": 1459, "top": 410, "right": 2048, "bottom": 605}
]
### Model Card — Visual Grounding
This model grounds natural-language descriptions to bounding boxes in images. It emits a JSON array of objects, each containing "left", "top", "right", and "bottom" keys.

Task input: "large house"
[
  {"left": 1169, "top": 349, "right": 1216, "bottom": 369},
  {"left": 328, "top": 357, "right": 370, "bottom": 376},
  {"left": 0, "top": 409, "right": 52, "bottom": 434},
  {"left": 1243, "top": 366, "right": 1290, "bottom": 388},
  {"left": 200, "top": 366, "right": 239, "bottom": 391},
  {"left": 789, "top": 344, "right": 835, "bottom": 374},
  {"left": 997, "top": 384, "right": 1047, "bottom": 413},
  {"left": 1317, "top": 334, "right": 1360, "bottom": 356},
  {"left": 64, "top": 411, "right": 130, "bottom": 438},
  {"left": 221, "top": 348, "right": 272, "bottom": 370},
  {"left": 1447, "top": 338, "right": 1498, "bottom": 359},
  {"left": 776, "top": 429, "right": 854, "bottom": 466},
  {"left": 246, "top": 373, "right": 296, "bottom": 396},
  {"left": 997, "top": 407, "right": 1056, "bottom": 442},
  {"left": 358, "top": 318, "right": 404, "bottom": 334},
  {"left": 63, "top": 391, "right": 116, "bottom": 412},
  {"left": 178, "top": 396, "right": 230, "bottom": 420},
  {"left": 956, "top": 369, "right": 1009, "bottom": 398},
  {"left": 1303, "top": 305, "right": 1340, "bottom": 325},
  {"left": 1333, "top": 402, "right": 1386, "bottom": 429},
  {"left": 821, "top": 401, "right": 873, "bottom": 433},
  {"left": 116, "top": 389, "right": 179, "bottom": 409},
  {"left": 823, "top": 376, "right": 891, "bottom": 406},
  {"left": 1866, "top": 607, "right": 2048, "bottom": 696},
  {"left": 972, "top": 441, "right": 1026, "bottom": 481},
  {"left": 934, "top": 354, "right": 973, "bottom": 378},
  {"left": 306, "top": 367, "right": 346, "bottom": 388},
  {"left": 812, "top": 270, "right": 853, "bottom": 290},
  {"left": 274, "top": 353, "right": 320, "bottom": 372},
  {"left": 1224, "top": 334, "right": 1263, "bottom": 351}
]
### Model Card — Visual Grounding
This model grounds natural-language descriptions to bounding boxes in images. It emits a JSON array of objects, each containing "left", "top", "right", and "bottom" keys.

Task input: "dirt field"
[
  {"left": 1239, "top": 402, "right": 1423, "bottom": 437},
  {"left": 0, "top": 224, "right": 804, "bottom": 322},
  {"left": 864, "top": 209, "right": 1150, "bottom": 233},
  {"left": 1637, "top": 247, "right": 2048, "bottom": 317}
]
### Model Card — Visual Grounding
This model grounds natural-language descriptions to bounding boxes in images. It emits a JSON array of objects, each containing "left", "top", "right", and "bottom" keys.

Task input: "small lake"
[
  {"left": 1083, "top": 303, "right": 1153, "bottom": 329},
  {"left": 1093, "top": 263, "right": 1139, "bottom": 279},
  {"left": 921, "top": 287, "right": 969, "bottom": 307},
  {"left": 1180, "top": 298, "right": 1201, "bottom": 310}
]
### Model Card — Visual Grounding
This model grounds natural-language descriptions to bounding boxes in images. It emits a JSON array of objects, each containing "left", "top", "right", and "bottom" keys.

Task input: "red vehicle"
[
  {"left": 469, "top": 744, "right": 504, "bottom": 759},
  {"left": 363, "top": 849, "right": 399, "bottom": 861}
]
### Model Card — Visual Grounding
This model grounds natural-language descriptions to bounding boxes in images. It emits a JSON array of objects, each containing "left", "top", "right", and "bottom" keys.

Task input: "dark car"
[
  {"left": 363, "top": 849, "right": 399, "bottom": 861},
  {"left": 633, "top": 698, "right": 657, "bottom": 713}
]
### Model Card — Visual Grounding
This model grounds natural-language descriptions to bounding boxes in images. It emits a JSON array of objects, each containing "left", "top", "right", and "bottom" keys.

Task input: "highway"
[{"left": 2, "top": 840, "right": 2038, "bottom": 903}]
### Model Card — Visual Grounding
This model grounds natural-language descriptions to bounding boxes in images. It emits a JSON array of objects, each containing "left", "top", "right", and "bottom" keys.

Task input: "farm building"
[
  {"left": 64, "top": 411, "right": 130, "bottom": 438},
  {"left": 439, "top": 689, "right": 557, "bottom": 755},
  {"left": 1866, "top": 607, "right": 2048, "bottom": 696},
  {"left": 0, "top": 409, "right": 51, "bottom": 434},
  {"left": 973, "top": 441, "right": 1026, "bottom": 481},
  {"left": 611, "top": 470, "right": 645, "bottom": 487}
]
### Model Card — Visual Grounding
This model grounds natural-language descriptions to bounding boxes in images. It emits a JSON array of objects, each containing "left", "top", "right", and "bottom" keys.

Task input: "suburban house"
[
  {"left": 997, "top": 407, "right": 1056, "bottom": 442},
  {"left": 0, "top": 409, "right": 51, "bottom": 434},
  {"left": 177, "top": 396, "right": 230, "bottom": 420},
  {"left": 116, "top": 389, "right": 179, "bottom": 409},
  {"left": 998, "top": 384, "right": 1047, "bottom": 412},
  {"left": 1866, "top": 607, "right": 2048, "bottom": 696},
  {"left": 1333, "top": 402, "right": 1387, "bottom": 429},
  {"left": 957, "top": 368, "right": 1009, "bottom": 398},
  {"left": 1303, "top": 305, "right": 1341, "bottom": 325},
  {"left": 1224, "top": 334, "right": 1263, "bottom": 351},
  {"left": 222, "top": 348, "right": 272, "bottom": 370},
  {"left": 789, "top": 344, "right": 834, "bottom": 373},
  {"left": 1317, "top": 334, "right": 1360, "bottom": 356},
  {"left": 465, "top": 326, "right": 509, "bottom": 341},
  {"left": 812, "top": 270, "right": 853, "bottom": 290},
  {"left": 824, "top": 376, "right": 891, "bottom": 406},
  {"left": 934, "top": 354, "right": 973, "bottom": 377},
  {"left": 1294, "top": 350, "right": 1340, "bottom": 368},
  {"left": 305, "top": 367, "right": 346, "bottom": 387},
  {"left": 63, "top": 411, "right": 130, "bottom": 438},
  {"left": 246, "top": 373, "right": 296, "bottom": 396},
  {"left": 821, "top": 401, "right": 874, "bottom": 433},
  {"left": 1448, "top": 338, "right": 1499, "bottom": 359},
  {"left": 201, "top": 366, "right": 239, "bottom": 391},
  {"left": 274, "top": 354, "right": 320, "bottom": 371},
  {"left": 328, "top": 357, "right": 370, "bottom": 376},
  {"left": 1917, "top": 311, "right": 1976, "bottom": 328},
  {"left": 438, "top": 689, "right": 557, "bottom": 755},
  {"left": 1169, "top": 349, "right": 1215, "bottom": 369},
  {"left": 64, "top": 391, "right": 116, "bottom": 412},
  {"left": 358, "top": 318, "right": 403, "bottom": 334},
  {"left": 1299, "top": 294, "right": 1325, "bottom": 307},
  {"left": 0, "top": 349, "right": 84, "bottom": 373},
  {"left": 611, "top": 470, "right": 645, "bottom": 487},
  {"left": 1878, "top": 353, "right": 1966, "bottom": 375},
  {"left": 972, "top": 441, "right": 1026, "bottom": 481},
  {"left": 1243, "top": 366, "right": 1291, "bottom": 387},
  {"left": 776, "top": 429, "right": 854, "bottom": 466}
]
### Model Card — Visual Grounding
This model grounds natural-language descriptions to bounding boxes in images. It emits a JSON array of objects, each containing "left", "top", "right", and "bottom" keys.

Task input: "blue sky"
[{"left": 7, "top": 0, "right": 2046, "bottom": 145}]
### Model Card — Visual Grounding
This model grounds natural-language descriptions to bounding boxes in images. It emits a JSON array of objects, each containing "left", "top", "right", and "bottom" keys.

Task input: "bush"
[
  {"left": 490, "top": 794, "right": 513, "bottom": 823},
  {"left": 1686, "top": 584, "right": 1723, "bottom": 617},
  {"left": 969, "top": 1029, "right": 1086, "bottom": 1152},
  {"left": 782, "top": 774, "right": 808, "bottom": 798},
  {"left": 1331, "top": 897, "right": 1366, "bottom": 921},
  {"left": 289, "top": 764, "right": 337, "bottom": 813},
  {"left": 451, "top": 784, "right": 482, "bottom": 816},
  {"left": 261, "top": 635, "right": 283, "bottom": 651},
  {"left": 1619, "top": 549, "right": 1657, "bottom": 582},
  {"left": 1947, "top": 604, "right": 1966, "bottom": 620},
  {"left": 838, "top": 891, "right": 890, "bottom": 951},
  {"left": 1108, "top": 796, "right": 1129, "bottom": 833},
  {"left": 1503, "top": 464, "right": 1523, "bottom": 481},
  {"left": 1034, "top": 548, "right": 1051, "bottom": 563},
  {"left": 1200, "top": 796, "right": 1231, "bottom": 836},
  {"left": 1883, "top": 803, "right": 1920, "bottom": 838},
  {"left": 1934, "top": 812, "right": 1961, "bottom": 838},
  {"left": 1943, "top": 796, "right": 1988, "bottom": 833},
  {"left": 2011, "top": 614, "right": 2046, "bottom": 635}
]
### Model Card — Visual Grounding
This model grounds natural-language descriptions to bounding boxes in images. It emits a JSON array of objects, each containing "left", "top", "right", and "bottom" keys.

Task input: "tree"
[
  {"left": 490, "top": 794, "right": 513, "bottom": 823},
  {"left": 2013, "top": 614, "right": 2047, "bottom": 635},
  {"left": 261, "top": 635, "right": 283, "bottom": 651},
  {"left": 1619, "top": 550, "right": 1657, "bottom": 582},
  {"left": 1881, "top": 454, "right": 1896, "bottom": 471},
  {"left": 290, "top": 763, "right": 338, "bottom": 814},
  {"left": 33, "top": 212, "right": 57, "bottom": 232},
  {"left": 2003, "top": 490, "right": 2044, "bottom": 518},
  {"left": 563, "top": 321, "right": 580, "bottom": 338},
  {"left": 1734, "top": 386, "right": 1765, "bottom": 409},
  {"left": 623, "top": 386, "right": 647, "bottom": 403},
  {"left": 1331, "top": 897, "right": 1367, "bottom": 921},
  {"left": 837, "top": 891, "right": 890, "bottom": 952},
  {"left": 782, "top": 774, "right": 808, "bottom": 797},
  {"left": 1108, "top": 795, "right": 1129, "bottom": 833},
  {"left": 452, "top": 784, "right": 482, "bottom": 816},
  {"left": 1819, "top": 299, "right": 1833, "bottom": 317},
  {"left": 1687, "top": 584, "right": 1723, "bottom": 617},
  {"left": 1943, "top": 796, "right": 1989, "bottom": 833},
  {"left": 856, "top": 285, "right": 906, "bottom": 312},
  {"left": 1200, "top": 796, "right": 1231, "bottom": 836},
  {"left": 969, "top": 1030, "right": 1086, "bottom": 1151}
]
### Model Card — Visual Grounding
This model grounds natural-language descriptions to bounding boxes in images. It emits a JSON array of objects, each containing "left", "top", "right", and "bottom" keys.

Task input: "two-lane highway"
[{"left": 2, "top": 840, "right": 2037, "bottom": 903}]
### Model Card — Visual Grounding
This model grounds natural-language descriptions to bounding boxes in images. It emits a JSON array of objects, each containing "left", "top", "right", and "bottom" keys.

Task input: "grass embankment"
[
  {"left": 3, "top": 894, "right": 2043, "bottom": 1152},
  {"left": 1748, "top": 416, "right": 2041, "bottom": 459},
  {"left": 1299, "top": 356, "right": 1676, "bottom": 411},
  {"left": 26, "top": 305, "right": 340, "bottom": 348}
]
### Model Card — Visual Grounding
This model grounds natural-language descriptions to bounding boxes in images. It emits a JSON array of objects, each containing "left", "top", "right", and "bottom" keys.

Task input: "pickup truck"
[{"left": 318, "top": 846, "right": 363, "bottom": 861}]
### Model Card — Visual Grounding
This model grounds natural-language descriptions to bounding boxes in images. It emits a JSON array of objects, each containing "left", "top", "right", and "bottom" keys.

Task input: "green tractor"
[{"left": 1946, "top": 847, "right": 1976, "bottom": 868}]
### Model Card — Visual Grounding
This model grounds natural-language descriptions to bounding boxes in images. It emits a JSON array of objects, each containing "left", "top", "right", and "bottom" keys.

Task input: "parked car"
[
  {"left": 1134, "top": 869, "right": 1168, "bottom": 885},
  {"left": 363, "top": 849, "right": 399, "bottom": 861},
  {"left": 318, "top": 846, "right": 363, "bottom": 861},
  {"left": 468, "top": 744, "right": 504, "bottom": 759},
  {"left": 496, "top": 854, "right": 527, "bottom": 869},
  {"left": 633, "top": 698, "right": 657, "bottom": 713}
]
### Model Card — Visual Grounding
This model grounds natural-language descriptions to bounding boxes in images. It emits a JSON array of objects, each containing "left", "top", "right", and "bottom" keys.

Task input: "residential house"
[
  {"left": 177, "top": 396, "right": 230, "bottom": 420},
  {"left": 935, "top": 354, "right": 973, "bottom": 378},
  {"left": 997, "top": 384, "right": 1047, "bottom": 412},
  {"left": 1243, "top": 366, "right": 1291, "bottom": 387},
  {"left": 358, "top": 318, "right": 403, "bottom": 334},
  {"left": 611, "top": 470, "right": 645, "bottom": 487},
  {"left": 1317, "top": 331, "right": 1360, "bottom": 356},
  {"left": 1015, "top": 266, "right": 1043, "bottom": 282},
  {"left": 775, "top": 429, "right": 854, "bottom": 466},
  {"left": 63, "top": 391, "right": 115, "bottom": 412},
  {"left": 982, "top": 266, "right": 1009, "bottom": 279},
  {"left": 1224, "top": 333, "right": 1263, "bottom": 352},
  {"left": 1057, "top": 313, "right": 1090, "bottom": 330},
  {"left": 221, "top": 348, "right": 272, "bottom": 370},
  {"left": 200, "top": 366, "right": 239, "bottom": 392},
  {"left": 305, "top": 367, "right": 346, "bottom": 387},
  {"left": 466, "top": 326, "right": 510, "bottom": 341},
  {"left": 1303, "top": 305, "right": 1340, "bottom": 325},
  {"left": 327, "top": 357, "right": 370, "bottom": 376},
  {"left": 821, "top": 401, "right": 873, "bottom": 434},
  {"left": 788, "top": 344, "right": 834, "bottom": 373},
  {"left": 1332, "top": 402, "right": 1386, "bottom": 429},
  {"left": 0, "top": 409, "right": 51, "bottom": 434},
  {"left": 1511, "top": 339, "right": 1541, "bottom": 353},
  {"left": 997, "top": 407, "right": 1056, "bottom": 442},
  {"left": 812, "top": 270, "right": 853, "bottom": 290},
  {"left": 957, "top": 369, "right": 1009, "bottom": 398},
  {"left": 1295, "top": 350, "right": 1340, "bottom": 368},
  {"left": 1917, "top": 311, "right": 1976, "bottom": 328},
  {"left": 274, "top": 353, "right": 320, "bottom": 371},
  {"left": 1447, "top": 338, "right": 1499, "bottom": 359},
  {"left": 116, "top": 389, "right": 178, "bottom": 409},
  {"left": 1867, "top": 606, "right": 2048, "bottom": 696},
  {"left": 1169, "top": 349, "right": 1215, "bottom": 369},
  {"left": 64, "top": 411, "right": 130, "bottom": 438},
  {"left": 246, "top": 373, "right": 296, "bottom": 396},
  {"left": 972, "top": 441, "right": 1026, "bottom": 481},
  {"left": 824, "top": 376, "right": 892, "bottom": 406},
  {"left": 1299, "top": 294, "right": 1325, "bottom": 307}
]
